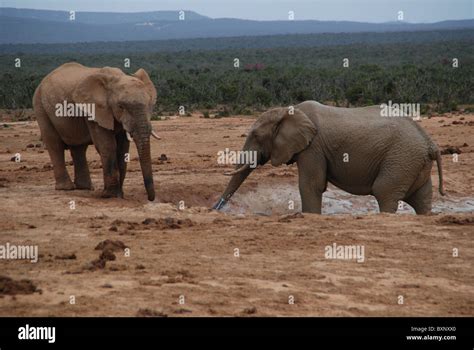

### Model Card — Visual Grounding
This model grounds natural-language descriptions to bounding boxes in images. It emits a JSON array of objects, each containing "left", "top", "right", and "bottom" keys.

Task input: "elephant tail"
[
  {"left": 436, "top": 151, "right": 445, "bottom": 196},
  {"left": 429, "top": 145, "right": 445, "bottom": 196}
]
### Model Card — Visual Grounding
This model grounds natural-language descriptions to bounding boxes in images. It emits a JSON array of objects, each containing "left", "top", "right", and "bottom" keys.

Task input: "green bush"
[{"left": 0, "top": 38, "right": 472, "bottom": 113}]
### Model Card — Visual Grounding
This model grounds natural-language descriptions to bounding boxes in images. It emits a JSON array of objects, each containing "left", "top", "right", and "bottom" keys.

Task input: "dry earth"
[{"left": 0, "top": 110, "right": 473, "bottom": 316}]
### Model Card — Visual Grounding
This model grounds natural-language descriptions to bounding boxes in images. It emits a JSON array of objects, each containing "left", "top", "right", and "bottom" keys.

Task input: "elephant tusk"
[
  {"left": 126, "top": 132, "right": 133, "bottom": 142},
  {"left": 151, "top": 130, "right": 161, "bottom": 140},
  {"left": 224, "top": 163, "right": 250, "bottom": 176}
]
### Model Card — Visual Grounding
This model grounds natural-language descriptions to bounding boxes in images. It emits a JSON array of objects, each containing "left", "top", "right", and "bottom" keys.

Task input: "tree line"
[{"left": 0, "top": 39, "right": 472, "bottom": 115}]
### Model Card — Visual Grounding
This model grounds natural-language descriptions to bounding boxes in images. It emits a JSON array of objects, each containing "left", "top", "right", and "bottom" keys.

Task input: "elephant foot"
[
  {"left": 101, "top": 188, "right": 124, "bottom": 199},
  {"left": 55, "top": 180, "right": 75, "bottom": 191},
  {"left": 74, "top": 180, "right": 93, "bottom": 190}
]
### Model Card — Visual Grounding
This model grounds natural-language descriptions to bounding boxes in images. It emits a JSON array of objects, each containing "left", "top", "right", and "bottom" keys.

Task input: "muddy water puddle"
[{"left": 223, "top": 185, "right": 474, "bottom": 215}]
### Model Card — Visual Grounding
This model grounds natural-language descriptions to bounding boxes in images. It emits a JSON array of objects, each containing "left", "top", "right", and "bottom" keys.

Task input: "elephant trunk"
[
  {"left": 133, "top": 115, "right": 155, "bottom": 201},
  {"left": 212, "top": 165, "right": 253, "bottom": 210}
]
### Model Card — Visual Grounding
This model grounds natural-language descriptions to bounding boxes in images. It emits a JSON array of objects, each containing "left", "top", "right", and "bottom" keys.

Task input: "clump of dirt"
[
  {"left": 0, "top": 177, "right": 9, "bottom": 188},
  {"left": 266, "top": 171, "right": 296, "bottom": 178},
  {"left": 452, "top": 120, "right": 474, "bottom": 126},
  {"left": 278, "top": 212, "right": 304, "bottom": 222},
  {"left": 437, "top": 215, "right": 474, "bottom": 225},
  {"left": 160, "top": 269, "right": 196, "bottom": 284},
  {"left": 94, "top": 240, "right": 128, "bottom": 252},
  {"left": 141, "top": 217, "right": 195, "bottom": 229},
  {"left": 83, "top": 240, "right": 128, "bottom": 271},
  {"left": 440, "top": 146, "right": 462, "bottom": 155},
  {"left": 108, "top": 218, "right": 195, "bottom": 233},
  {"left": 242, "top": 306, "right": 257, "bottom": 315},
  {"left": 84, "top": 258, "right": 107, "bottom": 271},
  {"left": 109, "top": 220, "right": 137, "bottom": 231},
  {"left": 54, "top": 253, "right": 76, "bottom": 260},
  {"left": 173, "top": 308, "right": 192, "bottom": 314},
  {"left": 0, "top": 276, "right": 39, "bottom": 295},
  {"left": 108, "top": 264, "right": 126, "bottom": 271},
  {"left": 153, "top": 154, "right": 171, "bottom": 165},
  {"left": 136, "top": 308, "right": 168, "bottom": 317},
  {"left": 99, "top": 250, "right": 116, "bottom": 261}
]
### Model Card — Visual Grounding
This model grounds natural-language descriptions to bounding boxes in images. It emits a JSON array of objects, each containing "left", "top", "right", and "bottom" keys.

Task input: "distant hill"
[
  {"left": 0, "top": 7, "right": 473, "bottom": 44},
  {"left": 0, "top": 7, "right": 208, "bottom": 24}
]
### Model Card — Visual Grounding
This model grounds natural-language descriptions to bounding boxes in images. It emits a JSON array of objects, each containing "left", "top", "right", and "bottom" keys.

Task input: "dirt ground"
[{"left": 0, "top": 110, "right": 473, "bottom": 316}]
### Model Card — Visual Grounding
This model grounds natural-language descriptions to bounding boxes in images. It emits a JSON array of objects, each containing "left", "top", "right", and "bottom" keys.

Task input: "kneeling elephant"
[{"left": 213, "top": 101, "right": 444, "bottom": 214}]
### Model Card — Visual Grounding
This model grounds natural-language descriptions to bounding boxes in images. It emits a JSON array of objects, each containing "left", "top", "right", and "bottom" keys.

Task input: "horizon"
[{"left": 1, "top": 0, "right": 472, "bottom": 23}]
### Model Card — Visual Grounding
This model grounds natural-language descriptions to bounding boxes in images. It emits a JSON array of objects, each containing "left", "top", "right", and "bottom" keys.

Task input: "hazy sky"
[{"left": 2, "top": 0, "right": 473, "bottom": 22}]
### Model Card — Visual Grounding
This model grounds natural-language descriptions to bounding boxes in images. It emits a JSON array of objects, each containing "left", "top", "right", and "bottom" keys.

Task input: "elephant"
[
  {"left": 213, "top": 100, "right": 445, "bottom": 214},
  {"left": 33, "top": 62, "right": 160, "bottom": 200}
]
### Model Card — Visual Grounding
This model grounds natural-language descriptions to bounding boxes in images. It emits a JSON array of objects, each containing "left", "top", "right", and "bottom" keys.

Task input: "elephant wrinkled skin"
[
  {"left": 33, "top": 62, "right": 158, "bottom": 200},
  {"left": 213, "top": 101, "right": 444, "bottom": 214}
]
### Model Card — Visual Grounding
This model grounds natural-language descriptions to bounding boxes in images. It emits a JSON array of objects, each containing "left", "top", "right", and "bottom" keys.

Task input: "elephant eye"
[{"left": 252, "top": 130, "right": 264, "bottom": 141}]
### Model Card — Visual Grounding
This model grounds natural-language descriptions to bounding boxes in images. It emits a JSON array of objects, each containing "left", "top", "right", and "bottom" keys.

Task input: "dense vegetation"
[
  {"left": 0, "top": 31, "right": 473, "bottom": 115},
  {"left": 1, "top": 29, "right": 472, "bottom": 54}
]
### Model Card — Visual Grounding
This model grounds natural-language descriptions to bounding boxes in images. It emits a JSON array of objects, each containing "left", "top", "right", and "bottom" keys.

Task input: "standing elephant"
[
  {"left": 213, "top": 101, "right": 444, "bottom": 214},
  {"left": 33, "top": 62, "right": 160, "bottom": 200}
]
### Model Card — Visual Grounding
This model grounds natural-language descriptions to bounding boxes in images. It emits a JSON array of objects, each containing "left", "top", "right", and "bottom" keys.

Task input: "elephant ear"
[
  {"left": 133, "top": 68, "right": 157, "bottom": 106},
  {"left": 72, "top": 73, "right": 115, "bottom": 130},
  {"left": 271, "top": 109, "right": 317, "bottom": 166}
]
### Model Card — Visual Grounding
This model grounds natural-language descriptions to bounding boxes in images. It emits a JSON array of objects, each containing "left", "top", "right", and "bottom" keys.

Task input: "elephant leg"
[
  {"left": 37, "top": 113, "right": 74, "bottom": 190},
  {"left": 372, "top": 175, "right": 407, "bottom": 214},
  {"left": 87, "top": 124, "right": 122, "bottom": 198},
  {"left": 70, "top": 144, "right": 93, "bottom": 190},
  {"left": 116, "top": 131, "right": 130, "bottom": 190},
  {"left": 297, "top": 150, "right": 327, "bottom": 214},
  {"left": 405, "top": 179, "right": 433, "bottom": 215},
  {"left": 300, "top": 183, "right": 323, "bottom": 214},
  {"left": 375, "top": 198, "right": 399, "bottom": 213}
]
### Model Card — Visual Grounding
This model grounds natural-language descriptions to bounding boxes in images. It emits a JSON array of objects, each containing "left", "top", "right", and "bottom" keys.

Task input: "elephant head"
[
  {"left": 72, "top": 67, "right": 159, "bottom": 201},
  {"left": 213, "top": 107, "right": 317, "bottom": 210}
]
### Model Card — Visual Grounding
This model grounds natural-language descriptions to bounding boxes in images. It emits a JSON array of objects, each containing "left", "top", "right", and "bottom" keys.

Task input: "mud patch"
[
  {"left": 0, "top": 177, "right": 9, "bottom": 188},
  {"left": 224, "top": 184, "right": 474, "bottom": 215},
  {"left": 437, "top": 215, "right": 474, "bottom": 225},
  {"left": 136, "top": 308, "right": 168, "bottom": 317},
  {"left": 81, "top": 240, "right": 128, "bottom": 271},
  {"left": 440, "top": 146, "right": 462, "bottom": 155},
  {"left": 0, "top": 276, "right": 39, "bottom": 295},
  {"left": 55, "top": 253, "right": 76, "bottom": 260},
  {"left": 94, "top": 239, "right": 128, "bottom": 252},
  {"left": 141, "top": 217, "right": 195, "bottom": 229},
  {"left": 109, "top": 218, "right": 195, "bottom": 233},
  {"left": 83, "top": 258, "right": 107, "bottom": 271},
  {"left": 158, "top": 183, "right": 218, "bottom": 207},
  {"left": 278, "top": 212, "right": 304, "bottom": 222}
]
